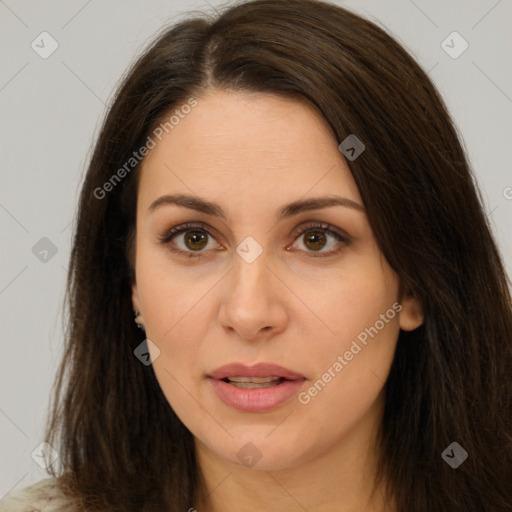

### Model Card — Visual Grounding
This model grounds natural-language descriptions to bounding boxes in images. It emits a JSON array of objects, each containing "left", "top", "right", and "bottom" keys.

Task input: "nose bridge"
[
  {"left": 230, "top": 238, "right": 272, "bottom": 303},
  {"left": 220, "top": 237, "right": 286, "bottom": 338}
]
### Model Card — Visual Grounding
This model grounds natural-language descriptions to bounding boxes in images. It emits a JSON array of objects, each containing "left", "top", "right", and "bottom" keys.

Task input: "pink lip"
[
  {"left": 207, "top": 362, "right": 306, "bottom": 412},
  {"left": 208, "top": 362, "right": 305, "bottom": 381}
]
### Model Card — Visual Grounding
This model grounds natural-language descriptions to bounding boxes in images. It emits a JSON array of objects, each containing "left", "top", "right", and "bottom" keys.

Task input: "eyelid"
[
  {"left": 159, "top": 222, "right": 222, "bottom": 245},
  {"left": 158, "top": 220, "right": 351, "bottom": 258},
  {"left": 288, "top": 221, "right": 350, "bottom": 245},
  {"left": 158, "top": 222, "right": 224, "bottom": 258},
  {"left": 286, "top": 221, "right": 351, "bottom": 258}
]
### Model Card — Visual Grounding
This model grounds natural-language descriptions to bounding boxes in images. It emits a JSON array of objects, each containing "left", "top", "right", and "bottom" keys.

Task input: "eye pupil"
[
  {"left": 166, "top": 225, "right": 342, "bottom": 257},
  {"left": 304, "top": 230, "right": 326, "bottom": 251},
  {"left": 185, "top": 230, "right": 208, "bottom": 250}
]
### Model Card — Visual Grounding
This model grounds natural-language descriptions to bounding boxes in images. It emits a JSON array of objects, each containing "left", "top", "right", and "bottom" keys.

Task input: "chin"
[{"left": 202, "top": 428, "right": 313, "bottom": 471}]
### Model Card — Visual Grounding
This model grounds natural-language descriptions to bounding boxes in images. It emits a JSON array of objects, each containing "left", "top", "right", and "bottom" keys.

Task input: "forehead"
[{"left": 138, "top": 90, "right": 362, "bottom": 212}]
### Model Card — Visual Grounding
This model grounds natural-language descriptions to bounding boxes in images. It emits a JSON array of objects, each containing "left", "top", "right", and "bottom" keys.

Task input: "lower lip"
[{"left": 208, "top": 377, "right": 306, "bottom": 412}]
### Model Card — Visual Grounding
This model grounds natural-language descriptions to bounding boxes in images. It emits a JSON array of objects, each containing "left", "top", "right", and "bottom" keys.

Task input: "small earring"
[{"left": 133, "top": 310, "right": 144, "bottom": 330}]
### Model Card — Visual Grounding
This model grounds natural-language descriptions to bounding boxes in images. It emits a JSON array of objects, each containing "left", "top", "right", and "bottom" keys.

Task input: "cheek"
[
  {"left": 300, "top": 255, "right": 400, "bottom": 345},
  {"left": 134, "top": 249, "right": 215, "bottom": 387},
  {"left": 296, "top": 257, "right": 400, "bottom": 406},
  {"left": 138, "top": 268, "right": 211, "bottom": 415},
  {"left": 135, "top": 241, "right": 217, "bottom": 336},
  {"left": 298, "top": 301, "right": 400, "bottom": 433},
  {"left": 294, "top": 315, "right": 400, "bottom": 461}
]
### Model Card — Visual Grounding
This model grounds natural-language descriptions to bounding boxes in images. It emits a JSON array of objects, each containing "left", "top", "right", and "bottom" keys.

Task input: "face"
[{"left": 131, "top": 89, "right": 423, "bottom": 471}]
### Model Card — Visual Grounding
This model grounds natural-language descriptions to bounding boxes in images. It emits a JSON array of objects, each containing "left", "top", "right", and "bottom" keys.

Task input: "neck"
[{"left": 193, "top": 390, "right": 395, "bottom": 512}]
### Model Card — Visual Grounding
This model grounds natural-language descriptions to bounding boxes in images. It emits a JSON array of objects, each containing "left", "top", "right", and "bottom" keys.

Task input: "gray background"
[{"left": 1, "top": 0, "right": 511, "bottom": 497}]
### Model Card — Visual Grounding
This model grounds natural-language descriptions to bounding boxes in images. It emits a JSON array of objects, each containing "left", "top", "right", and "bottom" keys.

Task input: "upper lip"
[{"left": 208, "top": 363, "right": 305, "bottom": 381}]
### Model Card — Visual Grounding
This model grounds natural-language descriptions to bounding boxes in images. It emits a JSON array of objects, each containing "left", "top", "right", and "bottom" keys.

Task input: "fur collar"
[{"left": 0, "top": 478, "right": 77, "bottom": 512}]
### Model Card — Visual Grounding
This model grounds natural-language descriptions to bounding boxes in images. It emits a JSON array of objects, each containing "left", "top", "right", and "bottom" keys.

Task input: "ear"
[
  {"left": 399, "top": 289, "right": 424, "bottom": 331},
  {"left": 132, "top": 282, "right": 144, "bottom": 325}
]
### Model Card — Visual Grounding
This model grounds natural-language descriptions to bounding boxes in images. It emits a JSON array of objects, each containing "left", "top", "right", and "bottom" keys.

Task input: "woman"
[{"left": 2, "top": 0, "right": 511, "bottom": 511}]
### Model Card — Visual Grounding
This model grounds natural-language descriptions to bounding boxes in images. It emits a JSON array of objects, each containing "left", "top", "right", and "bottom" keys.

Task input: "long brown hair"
[{"left": 44, "top": 0, "right": 512, "bottom": 510}]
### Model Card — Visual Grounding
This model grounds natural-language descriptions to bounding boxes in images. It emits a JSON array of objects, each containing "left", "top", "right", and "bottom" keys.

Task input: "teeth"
[
  {"left": 228, "top": 380, "right": 282, "bottom": 389},
  {"left": 224, "top": 376, "right": 284, "bottom": 388},
  {"left": 226, "top": 376, "right": 282, "bottom": 383}
]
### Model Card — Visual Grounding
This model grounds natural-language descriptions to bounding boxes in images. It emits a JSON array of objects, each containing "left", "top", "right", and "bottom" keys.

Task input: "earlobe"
[{"left": 399, "top": 291, "right": 424, "bottom": 331}]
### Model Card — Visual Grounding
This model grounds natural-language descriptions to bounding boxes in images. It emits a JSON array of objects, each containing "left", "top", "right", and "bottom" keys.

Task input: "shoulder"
[{"left": 0, "top": 478, "right": 78, "bottom": 512}]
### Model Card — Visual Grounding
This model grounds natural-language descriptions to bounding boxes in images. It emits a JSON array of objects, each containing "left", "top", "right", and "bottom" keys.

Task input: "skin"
[{"left": 131, "top": 89, "right": 423, "bottom": 512}]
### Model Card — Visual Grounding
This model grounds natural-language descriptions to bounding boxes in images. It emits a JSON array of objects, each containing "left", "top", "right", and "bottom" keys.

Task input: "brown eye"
[
  {"left": 290, "top": 223, "right": 350, "bottom": 258},
  {"left": 183, "top": 230, "right": 209, "bottom": 251},
  {"left": 160, "top": 222, "right": 349, "bottom": 259},
  {"left": 303, "top": 230, "right": 327, "bottom": 251},
  {"left": 159, "top": 223, "right": 220, "bottom": 258}
]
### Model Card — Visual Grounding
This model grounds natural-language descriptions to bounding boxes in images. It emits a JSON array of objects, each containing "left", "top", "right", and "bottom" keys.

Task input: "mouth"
[
  {"left": 220, "top": 376, "right": 285, "bottom": 388},
  {"left": 208, "top": 362, "right": 305, "bottom": 381},
  {"left": 207, "top": 362, "right": 306, "bottom": 412}
]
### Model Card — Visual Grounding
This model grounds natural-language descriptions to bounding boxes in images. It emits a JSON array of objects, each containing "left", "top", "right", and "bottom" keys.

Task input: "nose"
[{"left": 218, "top": 249, "right": 289, "bottom": 341}]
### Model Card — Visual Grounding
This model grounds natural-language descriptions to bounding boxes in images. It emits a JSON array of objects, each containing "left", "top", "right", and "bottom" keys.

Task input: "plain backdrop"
[{"left": 1, "top": 0, "right": 511, "bottom": 497}]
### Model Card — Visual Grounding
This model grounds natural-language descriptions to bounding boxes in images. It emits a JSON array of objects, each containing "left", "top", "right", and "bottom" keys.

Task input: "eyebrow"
[{"left": 147, "top": 193, "right": 365, "bottom": 220}]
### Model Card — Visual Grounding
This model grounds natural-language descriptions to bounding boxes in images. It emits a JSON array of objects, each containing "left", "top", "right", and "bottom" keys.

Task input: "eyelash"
[{"left": 158, "top": 221, "right": 350, "bottom": 259}]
